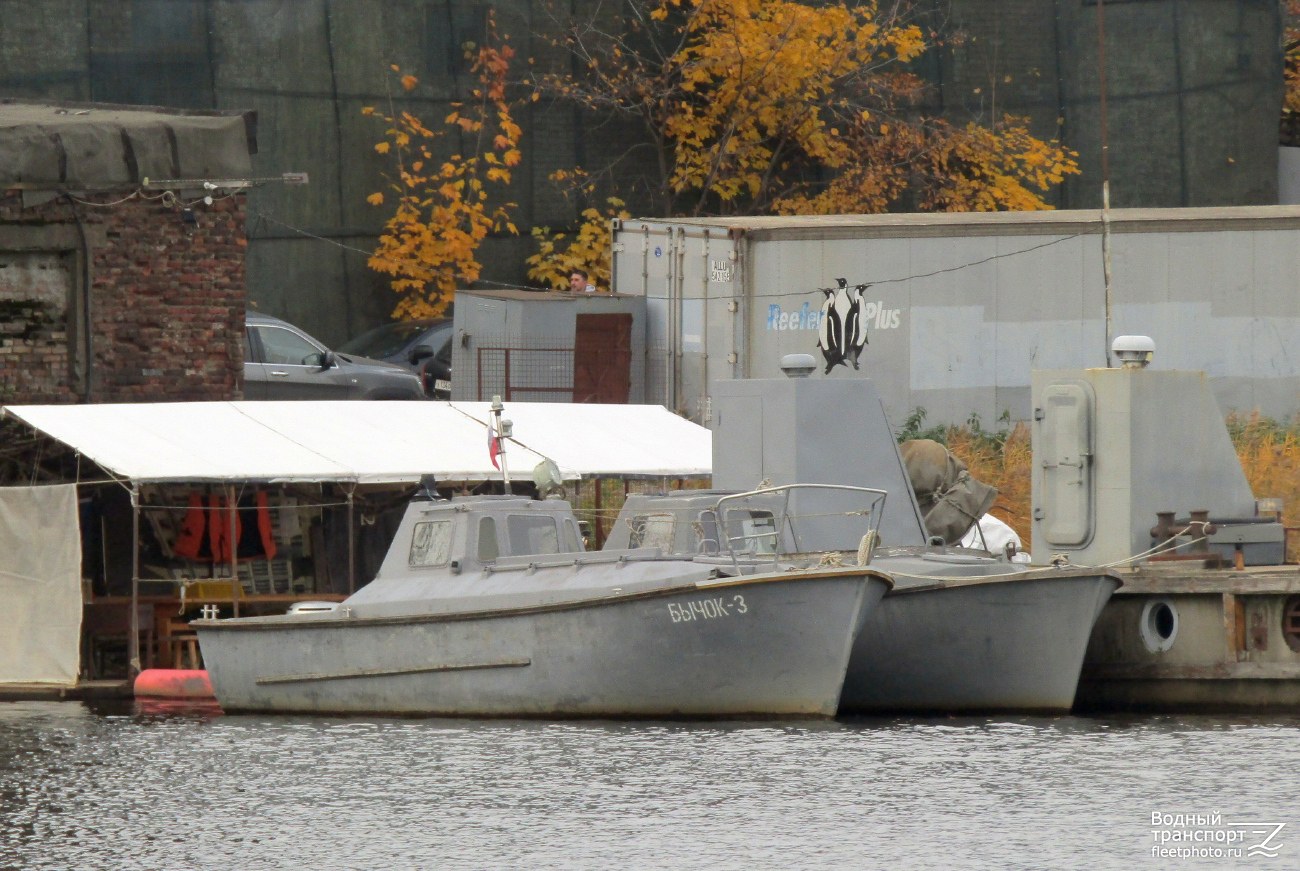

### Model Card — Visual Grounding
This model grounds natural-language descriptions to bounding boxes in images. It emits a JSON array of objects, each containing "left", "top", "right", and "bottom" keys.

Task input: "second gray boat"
[{"left": 604, "top": 364, "right": 1121, "bottom": 714}]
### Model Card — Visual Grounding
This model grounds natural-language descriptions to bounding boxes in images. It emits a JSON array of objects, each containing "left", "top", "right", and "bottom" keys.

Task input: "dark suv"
[
  {"left": 337, "top": 317, "right": 453, "bottom": 398},
  {"left": 243, "top": 313, "right": 425, "bottom": 400}
]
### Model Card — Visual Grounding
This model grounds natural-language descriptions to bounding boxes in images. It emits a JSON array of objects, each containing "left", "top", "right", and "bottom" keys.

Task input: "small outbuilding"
[
  {"left": 451, "top": 289, "right": 647, "bottom": 404},
  {"left": 0, "top": 98, "right": 258, "bottom": 404}
]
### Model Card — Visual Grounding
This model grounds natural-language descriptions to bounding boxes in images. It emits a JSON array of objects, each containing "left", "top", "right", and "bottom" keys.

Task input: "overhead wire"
[{"left": 239, "top": 215, "right": 1091, "bottom": 299}]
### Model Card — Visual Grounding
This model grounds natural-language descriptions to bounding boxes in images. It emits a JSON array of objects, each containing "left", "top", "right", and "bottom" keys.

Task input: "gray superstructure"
[{"left": 195, "top": 495, "right": 889, "bottom": 717}]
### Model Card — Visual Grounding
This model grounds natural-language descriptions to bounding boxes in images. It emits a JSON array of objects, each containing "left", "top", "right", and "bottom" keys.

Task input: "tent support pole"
[
  {"left": 129, "top": 484, "right": 141, "bottom": 676},
  {"left": 594, "top": 477, "right": 604, "bottom": 549},
  {"left": 347, "top": 485, "right": 356, "bottom": 595},
  {"left": 228, "top": 484, "right": 239, "bottom": 617}
]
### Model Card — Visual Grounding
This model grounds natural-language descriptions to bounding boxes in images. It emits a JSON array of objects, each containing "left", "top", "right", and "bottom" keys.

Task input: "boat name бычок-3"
[{"left": 667, "top": 595, "right": 748, "bottom": 623}]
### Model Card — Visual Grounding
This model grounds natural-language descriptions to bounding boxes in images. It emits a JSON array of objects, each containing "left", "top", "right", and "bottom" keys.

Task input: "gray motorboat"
[
  {"left": 609, "top": 487, "right": 1119, "bottom": 713},
  {"left": 194, "top": 492, "right": 892, "bottom": 717},
  {"left": 606, "top": 364, "right": 1121, "bottom": 714}
]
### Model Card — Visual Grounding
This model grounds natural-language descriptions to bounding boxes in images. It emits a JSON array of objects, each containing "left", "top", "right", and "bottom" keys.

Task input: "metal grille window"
[{"left": 477, "top": 348, "right": 574, "bottom": 401}]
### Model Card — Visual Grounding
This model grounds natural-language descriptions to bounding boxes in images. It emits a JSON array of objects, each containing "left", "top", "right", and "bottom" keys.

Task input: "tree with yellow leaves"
[
  {"left": 541, "top": 0, "right": 1077, "bottom": 218},
  {"left": 363, "top": 18, "right": 523, "bottom": 319},
  {"left": 526, "top": 168, "right": 630, "bottom": 291},
  {"left": 1284, "top": 1, "right": 1300, "bottom": 146}
]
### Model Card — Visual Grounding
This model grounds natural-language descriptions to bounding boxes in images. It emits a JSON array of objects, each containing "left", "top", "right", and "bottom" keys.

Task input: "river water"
[{"left": 1, "top": 702, "right": 1297, "bottom": 870}]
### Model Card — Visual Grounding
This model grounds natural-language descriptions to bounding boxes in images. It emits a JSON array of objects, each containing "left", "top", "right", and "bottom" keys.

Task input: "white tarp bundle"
[
  {"left": 0, "top": 484, "right": 82, "bottom": 685},
  {"left": 1, "top": 401, "right": 712, "bottom": 484}
]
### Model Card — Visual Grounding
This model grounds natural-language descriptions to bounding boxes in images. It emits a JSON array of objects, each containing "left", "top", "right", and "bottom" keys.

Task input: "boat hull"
[
  {"left": 841, "top": 573, "right": 1119, "bottom": 713},
  {"left": 197, "top": 573, "right": 885, "bottom": 717}
]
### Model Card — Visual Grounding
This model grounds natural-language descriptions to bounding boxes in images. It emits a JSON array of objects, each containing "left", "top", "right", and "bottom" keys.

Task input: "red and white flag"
[{"left": 487, "top": 418, "right": 501, "bottom": 469}]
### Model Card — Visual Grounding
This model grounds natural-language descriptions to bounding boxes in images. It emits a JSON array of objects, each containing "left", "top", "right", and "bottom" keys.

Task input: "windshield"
[{"left": 338, "top": 321, "right": 439, "bottom": 359}]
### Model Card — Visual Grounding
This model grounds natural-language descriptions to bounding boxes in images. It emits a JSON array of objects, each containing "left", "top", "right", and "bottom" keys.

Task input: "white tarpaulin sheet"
[
  {"left": 1, "top": 401, "right": 712, "bottom": 484},
  {"left": 0, "top": 484, "right": 82, "bottom": 685}
]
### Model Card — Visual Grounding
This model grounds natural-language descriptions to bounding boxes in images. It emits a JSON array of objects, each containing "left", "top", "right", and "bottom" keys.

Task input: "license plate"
[{"left": 434, "top": 379, "right": 451, "bottom": 391}]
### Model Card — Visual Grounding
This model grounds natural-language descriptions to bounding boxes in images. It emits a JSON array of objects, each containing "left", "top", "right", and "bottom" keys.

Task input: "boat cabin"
[{"left": 377, "top": 496, "right": 586, "bottom": 578}]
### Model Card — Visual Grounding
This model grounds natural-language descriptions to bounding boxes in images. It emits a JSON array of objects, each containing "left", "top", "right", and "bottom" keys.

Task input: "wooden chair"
[
  {"left": 82, "top": 603, "right": 155, "bottom": 678},
  {"left": 165, "top": 618, "right": 202, "bottom": 670}
]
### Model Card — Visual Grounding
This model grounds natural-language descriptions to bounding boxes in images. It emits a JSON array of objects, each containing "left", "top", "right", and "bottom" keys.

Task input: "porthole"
[
  {"left": 1283, "top": 597, "right": 1300, "bottom": 653},
  {"left": 1139, "top": 597, "right": 1179, "bottom": 653}
]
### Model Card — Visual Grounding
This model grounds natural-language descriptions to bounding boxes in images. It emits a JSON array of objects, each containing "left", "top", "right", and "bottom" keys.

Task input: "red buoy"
[{"left": 133, "top": 669, "right": 216, "bottom": 699}]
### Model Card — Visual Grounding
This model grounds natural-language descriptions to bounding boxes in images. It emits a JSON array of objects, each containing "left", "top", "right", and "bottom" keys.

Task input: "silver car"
[{"left": 243, "top": 313, "right": 425, "bottom": 400}]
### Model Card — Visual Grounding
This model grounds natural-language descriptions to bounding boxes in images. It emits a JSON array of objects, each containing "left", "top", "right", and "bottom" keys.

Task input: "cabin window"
[
  {"left": 695, "top": 510, "right": 720, "bottom": 553},
  {"left": 629, "top": 513, "right": 676, "bottom": 551},
  {"left": 726, "top": 510, "right": 778, "bottom": 556},
  {"left": 507, "top": 514, "right": 560, "bottom": 555},
  {"left": 477, "top": 516, "right": 499, "bottom": 562},
  {"left": 408, "top": 520, "right": 453, "bottom": 567},
  {"left": 562, "top": 519, "right": 582, "bottom": 553}
]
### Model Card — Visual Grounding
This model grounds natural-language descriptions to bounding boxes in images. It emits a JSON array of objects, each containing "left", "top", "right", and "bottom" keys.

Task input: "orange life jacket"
[
  {"left": 172, "top": 490, "right": 276, "bottom": 563},
  {"left": 208, "top": 493, "right": 239, "bottom": 563},
  {"left": 255, "top": 490, "right": 277, "bottom": 561},
  {"left": 173, "top": 492, "right": 207, "bottom": 560}
]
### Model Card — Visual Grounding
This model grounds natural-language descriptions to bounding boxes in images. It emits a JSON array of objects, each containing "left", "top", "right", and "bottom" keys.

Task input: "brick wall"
[{"left": 0, "top": 191, "right": 246, "bottom": 404}]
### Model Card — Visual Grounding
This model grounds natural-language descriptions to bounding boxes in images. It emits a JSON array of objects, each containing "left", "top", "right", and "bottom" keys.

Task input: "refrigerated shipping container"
[{"left": 610, "top": 207, "right": 1300, "bottom": 427}]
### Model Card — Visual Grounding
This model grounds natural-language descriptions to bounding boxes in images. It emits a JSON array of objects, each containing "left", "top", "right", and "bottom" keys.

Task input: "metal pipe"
[
  {"left": 676, "top": 227, "right": 686, "bottom": 410},
  {"left": 1096, "top": 0, "right": 1114, "bottom": 367},
  {"left": 129, "top": 485, "right": 140, "bottom": 675},
  {"left": 63, "top": 194, "right": 93, "bottom": 401},
  {"left": 346, "top": 485, "right": 356, "bottom": 594},
  {"left": 666, "top": 230, "right": 677, "bottom": 410},
  {"left": 593, "top": 477, "right": 604, "bottom": 549},
  {"left": 228, "top": 484, "right": 239, "bottom": 617},
  {"left": 700, "top": 229, "right": 710, "bottom": 422}
]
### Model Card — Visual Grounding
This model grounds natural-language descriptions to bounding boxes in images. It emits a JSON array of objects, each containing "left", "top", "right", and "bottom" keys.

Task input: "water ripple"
[{"left": 0, "top": 703, "right": 1297, "bottom": 869}]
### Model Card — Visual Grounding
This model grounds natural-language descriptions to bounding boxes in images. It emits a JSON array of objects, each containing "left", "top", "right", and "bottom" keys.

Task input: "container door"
[
  {"left": 1038, "top": 382, "right": 1094, "bottom": 546},
  {"left": 573, "top": 313, "right": 632, "bottom": 403}
]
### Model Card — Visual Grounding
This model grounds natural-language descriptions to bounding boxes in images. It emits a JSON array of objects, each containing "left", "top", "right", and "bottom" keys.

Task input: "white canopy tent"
[
  {"left": 0, "top": 401, "right": 711, "bottom": 679},
  {"left": 1, "top": 400, "right": 712, "bottom": 484}
]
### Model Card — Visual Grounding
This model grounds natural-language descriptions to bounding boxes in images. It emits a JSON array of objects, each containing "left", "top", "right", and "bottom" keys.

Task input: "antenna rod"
[{"left": 491, "top": 395, "right": 512, "bottom": 494}]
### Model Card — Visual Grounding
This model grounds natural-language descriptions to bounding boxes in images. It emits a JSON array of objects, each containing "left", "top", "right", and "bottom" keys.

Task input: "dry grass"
[
  {"left": 944, "top": 423, "right": 1034, "bottom": 549},
  {"left": 1227, "top": 411, "right": 1300, "bottom": 561}
]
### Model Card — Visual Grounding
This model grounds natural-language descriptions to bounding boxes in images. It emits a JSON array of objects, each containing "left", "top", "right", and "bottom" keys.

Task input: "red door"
[{"left": 573, "top": 313, "right": 632, "bottom": 403}]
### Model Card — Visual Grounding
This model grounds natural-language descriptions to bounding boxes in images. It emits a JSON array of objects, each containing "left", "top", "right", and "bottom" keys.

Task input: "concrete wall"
[
  {"left": 0, "top": 192, "right": 245, "bottom": 403},
  {"left": 0, "top": 0, "right": 1283, "bottom": 350}
]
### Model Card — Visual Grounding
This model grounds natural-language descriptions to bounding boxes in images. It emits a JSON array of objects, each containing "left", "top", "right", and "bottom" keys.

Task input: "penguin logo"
[{"left": 817, "top": 278, "right": 868, "bottom": 374}]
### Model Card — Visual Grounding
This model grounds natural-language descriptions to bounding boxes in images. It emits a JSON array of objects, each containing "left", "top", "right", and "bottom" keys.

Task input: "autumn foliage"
[
  {"left": 1284, "top": 1, "right": 1300, "bottom": 146},
  {"left": 526, "top": 167, "right": 630, "bottom": 291},
  {"left": 544, "top": 0, "right": 1077, "bottom": 219},
  {"left": 363, "top": 20, "right": 522, "bottom": 319}
]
